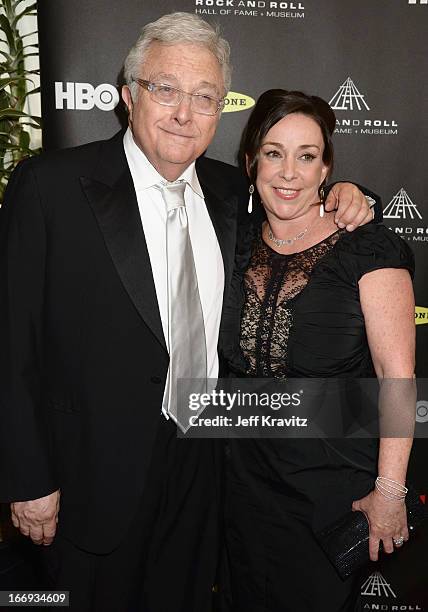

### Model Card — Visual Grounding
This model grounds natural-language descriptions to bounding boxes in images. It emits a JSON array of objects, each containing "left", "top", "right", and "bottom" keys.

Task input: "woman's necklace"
[
  {"left": 267, "top": 225, "right": 309, "bottom": 248},
  {"left": 266, "top": 202, "right": 325, "bottom": 248}
]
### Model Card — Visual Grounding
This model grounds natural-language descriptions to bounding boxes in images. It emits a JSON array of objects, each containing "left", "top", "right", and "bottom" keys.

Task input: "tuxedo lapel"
[
  {"left": 80, "top": 137, "right": 241, "bottom": 353},
  {"left": 80, "top": 132, "right": 166, "bottom": 351}
]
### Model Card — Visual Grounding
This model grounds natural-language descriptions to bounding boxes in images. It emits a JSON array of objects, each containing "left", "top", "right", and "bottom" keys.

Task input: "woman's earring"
[
  {"left": 319, "top": 185, "right": 325, "bottom": 218},
  {"left": 248, "top": 184, "right": 254, "bottom": 214}
]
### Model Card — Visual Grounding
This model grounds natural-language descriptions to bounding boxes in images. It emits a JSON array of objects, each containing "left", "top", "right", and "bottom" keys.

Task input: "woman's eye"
[
  {"left": 264, "top": 149, "right": 281, "bottom": 158},
  {"left": 301, "top": 153, "right": 316, "bottom": 161}
]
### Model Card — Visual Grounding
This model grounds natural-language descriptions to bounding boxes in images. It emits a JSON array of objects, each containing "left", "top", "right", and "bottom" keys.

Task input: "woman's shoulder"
[
  {"left": 337, "top": 223, "right": 413, "bottom": 259},
  {"left": 332, "top": 223, "right": 415, "bottom": 283}
]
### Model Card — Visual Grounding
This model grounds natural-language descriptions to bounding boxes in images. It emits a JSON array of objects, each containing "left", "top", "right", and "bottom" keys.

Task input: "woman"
[{"left": 221, "top": 90, "right": 415, "bottom": 611}]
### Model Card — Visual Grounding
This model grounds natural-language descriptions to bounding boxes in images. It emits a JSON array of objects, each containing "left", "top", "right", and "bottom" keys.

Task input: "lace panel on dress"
[{"left": 240, "top": 231, "right": 342, "bottom": 377}]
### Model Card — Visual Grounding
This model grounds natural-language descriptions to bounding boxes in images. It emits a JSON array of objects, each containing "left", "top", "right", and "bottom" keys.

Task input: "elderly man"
[{"left": 0, "top": 11, "right": 378, "bottom": 612}]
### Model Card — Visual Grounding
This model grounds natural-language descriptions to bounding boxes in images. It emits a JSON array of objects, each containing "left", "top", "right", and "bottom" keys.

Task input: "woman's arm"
[{"left": 352, "top": 267, "right": 415, "bottom": 561}]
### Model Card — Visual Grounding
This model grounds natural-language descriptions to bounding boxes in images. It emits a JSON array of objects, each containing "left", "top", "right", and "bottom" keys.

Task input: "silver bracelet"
[
  {"left": 376, "top": 487, "right": 406, "bottom": 501},
  {"left": 375, "top": 476, "right": 408, "bottom": 501},
  {"left": 375, "top": 484, "right": 406, "bottom": 501}
]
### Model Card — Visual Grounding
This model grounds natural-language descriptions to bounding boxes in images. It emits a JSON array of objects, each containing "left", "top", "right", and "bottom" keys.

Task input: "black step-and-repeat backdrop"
[{"left": 37, "top": 1, "right": 428, "bottom": 607}]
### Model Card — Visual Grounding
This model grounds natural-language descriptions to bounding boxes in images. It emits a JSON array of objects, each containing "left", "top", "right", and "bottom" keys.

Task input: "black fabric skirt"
[{"left": 223, "top": 438, "right": 375, "bottom": 612}]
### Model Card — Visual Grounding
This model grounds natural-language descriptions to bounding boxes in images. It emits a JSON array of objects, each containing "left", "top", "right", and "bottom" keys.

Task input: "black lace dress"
[{"left": 221, "top": 223, "right": 414, "bottom": 612}]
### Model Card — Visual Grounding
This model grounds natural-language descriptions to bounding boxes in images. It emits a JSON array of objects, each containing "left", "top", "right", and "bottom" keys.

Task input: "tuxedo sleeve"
[
  {"left": 0, "top": 160, "right": 57, "bottom": 502},
  {"left": 325, "top": 182, "right": 383, "bottom": 222}
]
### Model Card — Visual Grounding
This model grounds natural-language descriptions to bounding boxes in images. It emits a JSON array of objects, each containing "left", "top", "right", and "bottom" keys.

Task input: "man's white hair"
[{"left": 123, "top": 12, "right": 232, "bottom": 100}]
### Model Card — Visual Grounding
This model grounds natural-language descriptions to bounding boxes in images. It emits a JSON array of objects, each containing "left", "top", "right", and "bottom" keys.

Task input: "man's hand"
[
  {"left": 11, "top": 490, "right": 60, "bottom": 546},
  {"left": 325, "top": 183, "right": 373, "bottom": 231}
]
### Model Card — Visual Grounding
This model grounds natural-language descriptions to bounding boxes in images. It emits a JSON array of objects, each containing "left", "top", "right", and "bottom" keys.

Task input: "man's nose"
[{"left": 173, "top": 94, "right": 193, "bottom": 124}]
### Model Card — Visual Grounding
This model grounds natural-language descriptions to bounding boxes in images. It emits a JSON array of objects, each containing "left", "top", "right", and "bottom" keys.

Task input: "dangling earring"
[
  {"left": 248, "top": 184, "right": 254, "bottom": 214},
  {"left": 319, "top": 185, "right": 325, "bottom": 218}
]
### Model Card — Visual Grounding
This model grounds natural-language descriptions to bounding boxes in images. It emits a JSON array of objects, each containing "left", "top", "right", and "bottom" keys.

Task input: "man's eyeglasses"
[{"left": 131, "top": 77, "right": 225, "bottom": 116}]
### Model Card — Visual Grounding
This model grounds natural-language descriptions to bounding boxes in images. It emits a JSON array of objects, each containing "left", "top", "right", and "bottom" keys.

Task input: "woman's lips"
[{"left": 274, "top": 187, "right": 300, "bottom": 201}]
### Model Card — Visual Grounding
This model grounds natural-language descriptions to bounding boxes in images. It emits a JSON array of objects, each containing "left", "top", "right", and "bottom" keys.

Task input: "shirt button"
[{"left": 150, "top": 376, "right": 162, "bottom": 384}]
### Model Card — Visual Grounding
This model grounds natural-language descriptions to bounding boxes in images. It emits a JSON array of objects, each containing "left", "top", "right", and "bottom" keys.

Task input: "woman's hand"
[{"left": 352, "top": 489, "right": 409, "bottom": 561}]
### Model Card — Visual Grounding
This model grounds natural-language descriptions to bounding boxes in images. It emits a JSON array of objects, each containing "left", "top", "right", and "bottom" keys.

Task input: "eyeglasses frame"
[{"left": 130, "top": 77, "right": 225, "bottom": 116}]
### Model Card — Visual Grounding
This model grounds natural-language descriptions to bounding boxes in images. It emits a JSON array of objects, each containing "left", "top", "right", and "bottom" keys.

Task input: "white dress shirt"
[{"left": 123, "top": 128, "right": 224, "bottom": 417}]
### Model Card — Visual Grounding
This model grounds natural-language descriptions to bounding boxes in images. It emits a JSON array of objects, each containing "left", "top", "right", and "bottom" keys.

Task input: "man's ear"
[{"left": 121, "top": 85, "right": 133, "bottom": 122}]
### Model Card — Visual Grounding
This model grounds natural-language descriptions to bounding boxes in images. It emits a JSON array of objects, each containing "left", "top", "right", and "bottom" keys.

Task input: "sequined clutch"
[{"left": 315, "top": 488, "right": 428, "bottom": 580}]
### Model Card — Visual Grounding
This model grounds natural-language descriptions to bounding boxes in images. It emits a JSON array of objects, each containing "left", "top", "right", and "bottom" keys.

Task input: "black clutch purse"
[{"left": 314, "top": 487, "right": 428, "bottom": 580}]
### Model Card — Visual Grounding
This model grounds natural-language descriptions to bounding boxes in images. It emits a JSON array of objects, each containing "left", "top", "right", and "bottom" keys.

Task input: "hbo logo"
[{"left": 55, "top": 82, "right": 119, "bottom": 111}]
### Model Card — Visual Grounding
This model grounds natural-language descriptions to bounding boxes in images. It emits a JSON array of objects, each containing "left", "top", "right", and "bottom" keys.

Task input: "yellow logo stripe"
[
  {"left": 222, "top": 92, "right": 255, "bottom": 113},
  {"left": 415, "top": 306, "right": 428, "bottom": 325}
]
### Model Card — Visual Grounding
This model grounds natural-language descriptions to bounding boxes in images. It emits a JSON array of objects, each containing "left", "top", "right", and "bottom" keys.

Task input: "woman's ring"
[{"left": 393, "top": 536, "right": 404, "bottom": 546}]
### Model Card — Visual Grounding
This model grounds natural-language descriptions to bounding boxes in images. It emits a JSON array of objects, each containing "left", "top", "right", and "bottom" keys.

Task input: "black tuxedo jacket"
[{"left": 0, "top": 130, "right": 247, "bottom": 553}]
